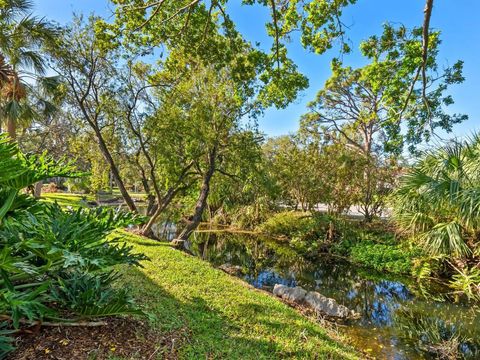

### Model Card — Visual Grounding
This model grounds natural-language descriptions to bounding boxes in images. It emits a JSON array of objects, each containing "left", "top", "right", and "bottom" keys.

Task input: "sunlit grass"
[
  {"left": 41, "top": 191, "right": 147, "bottom": 208},
  {"left": 116, "top": 230, "right": 358, "bottom": 359},
  {"left": 41, "top": 192, "right": 93, "bottom": 208}
]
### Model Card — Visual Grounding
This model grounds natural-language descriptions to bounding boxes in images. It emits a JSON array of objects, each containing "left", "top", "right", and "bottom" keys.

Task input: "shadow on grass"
[{"left": 121, "top": 263, "right": 356, "bottom": 360}]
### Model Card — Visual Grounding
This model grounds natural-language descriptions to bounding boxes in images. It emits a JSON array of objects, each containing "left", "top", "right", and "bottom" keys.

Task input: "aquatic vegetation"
[
  {"left": 395, "top": 308, "right": 480, "bottom": 359},
  {"left": 349, "top": 241, "right": 422, "bottom": 275}
]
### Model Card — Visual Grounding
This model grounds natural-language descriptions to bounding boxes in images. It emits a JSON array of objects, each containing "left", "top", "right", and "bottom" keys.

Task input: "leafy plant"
[
  {"left": 449, "top": 266, "right": 480, "bottom": 301},
  {"left": 50, "top": 271, "right": 143, "bottom": 318},
  {"left": 349, "top": 241, "right": 421, "bottom": 275},
  {"left": 392, "top": 135, "right": 480, "bottom": 258},
  {"left": 0, "top": 134, "right": 148, "bottom": 357}
]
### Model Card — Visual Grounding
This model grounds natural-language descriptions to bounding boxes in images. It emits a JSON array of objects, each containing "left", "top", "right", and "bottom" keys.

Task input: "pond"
[{"left": 181, "top": 231, "right": 480, "bottom": 359}]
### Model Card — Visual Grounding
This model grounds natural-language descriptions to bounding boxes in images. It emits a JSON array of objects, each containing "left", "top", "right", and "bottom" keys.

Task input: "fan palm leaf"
[{"left": 392, "top": 135, "right": 480, "bottom": 258}]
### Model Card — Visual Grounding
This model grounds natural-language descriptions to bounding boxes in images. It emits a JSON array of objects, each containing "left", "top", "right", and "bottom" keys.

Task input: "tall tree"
[
  {"left": 302, "top": 24, "right": 466, "bottom": 156},
  {"left": 302, "top": 24, "right": 466, "bottom": 220},
  {"left": 50, "top": 17, "right": 137, "bottom": 212}
]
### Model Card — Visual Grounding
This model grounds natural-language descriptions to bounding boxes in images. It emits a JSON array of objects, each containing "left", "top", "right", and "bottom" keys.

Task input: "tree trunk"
[
  {"left": 141, "top": 188, "right": 177, "bottom": 238},
  {"left": 173, "top": 148, "right": 216, "bottom": 245},
  {"left": 93, "top": 127, "right": 137, "bottom": 213},
  {"left": 6, "top": 118, "right": 16, "bottom": 140},
  {"left": 34, "top": 181, "right": 43, "bottom": 198}
]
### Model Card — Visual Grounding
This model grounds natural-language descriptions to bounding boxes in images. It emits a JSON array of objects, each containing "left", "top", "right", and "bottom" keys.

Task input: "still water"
[{"left": 182, "top": 231, "right": 480, "bottom": 359}]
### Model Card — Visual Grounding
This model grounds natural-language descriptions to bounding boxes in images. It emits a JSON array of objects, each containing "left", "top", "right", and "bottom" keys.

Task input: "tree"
[
  {"left": 0, "top": 0, "right": 60, "bottom": 139},
  {"left": 264, "top": 132, "right": 375, "bottom": 216},
  {"left": 100, "top": 0, "right": 356, "bottom": 104},
  {"left": 50, "top": 17, "right": 138, "bottom": 212},
  {"left": 156, "top": 53, "right": 255, "bottom": 243},
  {"left": 302, "top": 24, "right": 466, "bottom": 220},
  {"left": 302, "top": 24, "right": 466, "bottom": 156},
  {"left": 263, "top": 135, "right": 322, "bottom": 211}
]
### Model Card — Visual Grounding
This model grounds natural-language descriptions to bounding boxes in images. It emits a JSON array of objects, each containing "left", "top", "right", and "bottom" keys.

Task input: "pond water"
[{"left": 182, "top": 231, "right": 480, "bottom": 359}]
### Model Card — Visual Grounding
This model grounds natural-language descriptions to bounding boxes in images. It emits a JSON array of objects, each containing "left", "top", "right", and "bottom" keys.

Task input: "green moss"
[{"left": 117, "top": 231, "right": 358, "bottom": 359}]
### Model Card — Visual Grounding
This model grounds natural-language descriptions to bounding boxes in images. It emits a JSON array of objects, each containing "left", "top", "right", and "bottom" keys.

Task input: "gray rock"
[
  {"left": 304, "top": 291, "right": 354, "bottom": 318},
  {"left": 218, "top": 263, "right": 243, "bottom": 275},
  {"left": 273, "top": 284, "right": 307, "bottom": 303},
  {"left": 273, "top": 284, "right": 358, "bottom": 319}
]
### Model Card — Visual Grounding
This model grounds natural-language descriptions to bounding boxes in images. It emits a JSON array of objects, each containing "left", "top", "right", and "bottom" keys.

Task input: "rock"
[
  {"left": 218, "top": 263, "right": 243, "bottom": 275},
  {"left": 304, "top": 291, "right": 355, "bottom": 319},
  {"left": 171, "top": 239, "right": 186, "bottom": 248},
  {"left": 273, "top": 284, "right": 358, "bottom": 319},
  {"left": 273, "top": 284, "right": 307, "bottom": 303}
]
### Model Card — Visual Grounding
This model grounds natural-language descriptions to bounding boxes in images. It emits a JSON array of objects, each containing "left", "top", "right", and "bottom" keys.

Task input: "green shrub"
[
  {"left": 449, "top": 266, "right": 480, "bottom": 301},
  {"left": 257, "top": 211, "right": 313, "bottom": 238},
  {"left": 0, "top": 135, "right": 147, "bottom": 356}
]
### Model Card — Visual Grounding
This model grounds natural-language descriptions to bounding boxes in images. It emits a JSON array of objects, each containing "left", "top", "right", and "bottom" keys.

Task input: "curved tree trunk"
[
  {"left": 93, "top": 127, "right": 137, "bottom": 213},
  {"left": 141, "top": 188, "right": 177, "bottom": 238},
  {"left": 173, "top": 147, "right": 217, "bottom": 245}
]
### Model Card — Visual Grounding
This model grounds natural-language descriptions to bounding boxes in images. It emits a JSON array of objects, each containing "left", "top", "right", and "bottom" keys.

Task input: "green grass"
[
  {"left": 41, "top": 191, "right": 147, "bottom": 208},
  {"left": 41, "top": 192, "right": 93, "bottom": 208},
  {"left": 117, "top": 231, "right": 358, "bottom": 359}
]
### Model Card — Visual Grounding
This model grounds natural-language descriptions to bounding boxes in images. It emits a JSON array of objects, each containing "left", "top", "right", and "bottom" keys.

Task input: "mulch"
[{"left": 8, "top": 317, "right": 187, "bottom": 360}]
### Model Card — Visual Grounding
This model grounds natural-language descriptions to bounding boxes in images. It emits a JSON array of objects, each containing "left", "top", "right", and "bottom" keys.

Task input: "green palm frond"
[
  {"left": 392, "top": 134, "right": 480, "bottom": 258},
  {"left": 420, "top": 221, "right": 470, "bottom": 257}
]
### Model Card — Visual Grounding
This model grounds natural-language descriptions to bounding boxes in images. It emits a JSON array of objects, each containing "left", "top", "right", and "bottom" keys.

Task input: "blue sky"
[{"left": 35, "top": 0, "right": 480, "bottom": 139}]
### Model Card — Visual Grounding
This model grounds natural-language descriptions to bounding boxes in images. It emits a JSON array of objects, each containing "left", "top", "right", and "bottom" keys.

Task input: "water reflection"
[{"left": 188, "top": 231, "right": 480, "bottom": 359}]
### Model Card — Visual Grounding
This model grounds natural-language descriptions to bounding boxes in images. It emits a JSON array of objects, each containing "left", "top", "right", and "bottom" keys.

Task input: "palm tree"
[
  {"left": 392, "top": 134, "right": 480, "bottom": 258},
  {"left": 0, "top": 0, "right": 59, "bottom": 139}
]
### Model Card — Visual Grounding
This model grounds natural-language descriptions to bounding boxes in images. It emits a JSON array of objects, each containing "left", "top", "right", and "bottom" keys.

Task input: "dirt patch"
[{"left": 9, "top": 317, "right": 187, "bottom": 360}]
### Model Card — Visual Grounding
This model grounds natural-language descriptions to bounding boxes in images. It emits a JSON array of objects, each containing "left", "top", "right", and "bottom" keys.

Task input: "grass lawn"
[
  {"left": 41, "top": 192, "right": 93, "bottom": 208},
  {"left": 117, "top": 231, "right": 359, "bottom": 359},
  {"left": 41, "top": 191, "right": 147, "bottom": 208}
]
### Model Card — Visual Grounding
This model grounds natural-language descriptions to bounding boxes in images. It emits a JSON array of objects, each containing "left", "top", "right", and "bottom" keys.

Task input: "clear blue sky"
[{"left": 35, "top": 0, "right": 480, "bottom": 139}]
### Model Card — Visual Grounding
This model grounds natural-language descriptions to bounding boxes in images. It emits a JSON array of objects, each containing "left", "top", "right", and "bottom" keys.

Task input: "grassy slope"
[{"left": 117, "top": 231, "right": 358, "bottom": 360}]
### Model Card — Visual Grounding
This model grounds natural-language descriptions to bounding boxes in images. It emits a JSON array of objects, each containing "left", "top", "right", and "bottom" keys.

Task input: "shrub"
[
  {"left": 0, "top": 134, "right": 147, "bottom": 356},
  {"left": 257, "top": 211, "right": 313, "bottom": 238}
]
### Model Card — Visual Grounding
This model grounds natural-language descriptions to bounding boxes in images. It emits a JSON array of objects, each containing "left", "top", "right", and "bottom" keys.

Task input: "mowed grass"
[
  {"left": 117, "top": 231, "right": 359, "bottom": 360},
  {"left": 41, "top": 192, "right": 93, "bottom": 208},
  {"left": 42, "top": 191, "right": 147, "bottom": 208}
]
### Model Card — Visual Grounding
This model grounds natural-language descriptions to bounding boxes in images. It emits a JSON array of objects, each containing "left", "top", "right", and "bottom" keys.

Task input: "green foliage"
[
  {"left": 349, "top": 241, "right": 421, "bottom": 275},
  {"left": 0, "top": 137, "right": 147, "bottom": 356},
  {"left": 0, "top": 325, "right": 14, "bottom": 359},
  {"left": 449, "top": 266, "right": 480, "bottom": 301},
  {"left": 0, "top": 0, "right": 62, "bottom": 137},
  {"left": 258, "top": 211, "right": 315, "bottom": 239},
  {"left": 392, "top": 134, "right": 480, "bottom": 260},
  {"left": 50, "top": 271, "right": 143, "bottom": 318},
  {"left": 303, "top": 24, "right": 466, "bottom": 156},
  {"left": 101, "top": 1, "right": 358, "bottom": 111}
]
